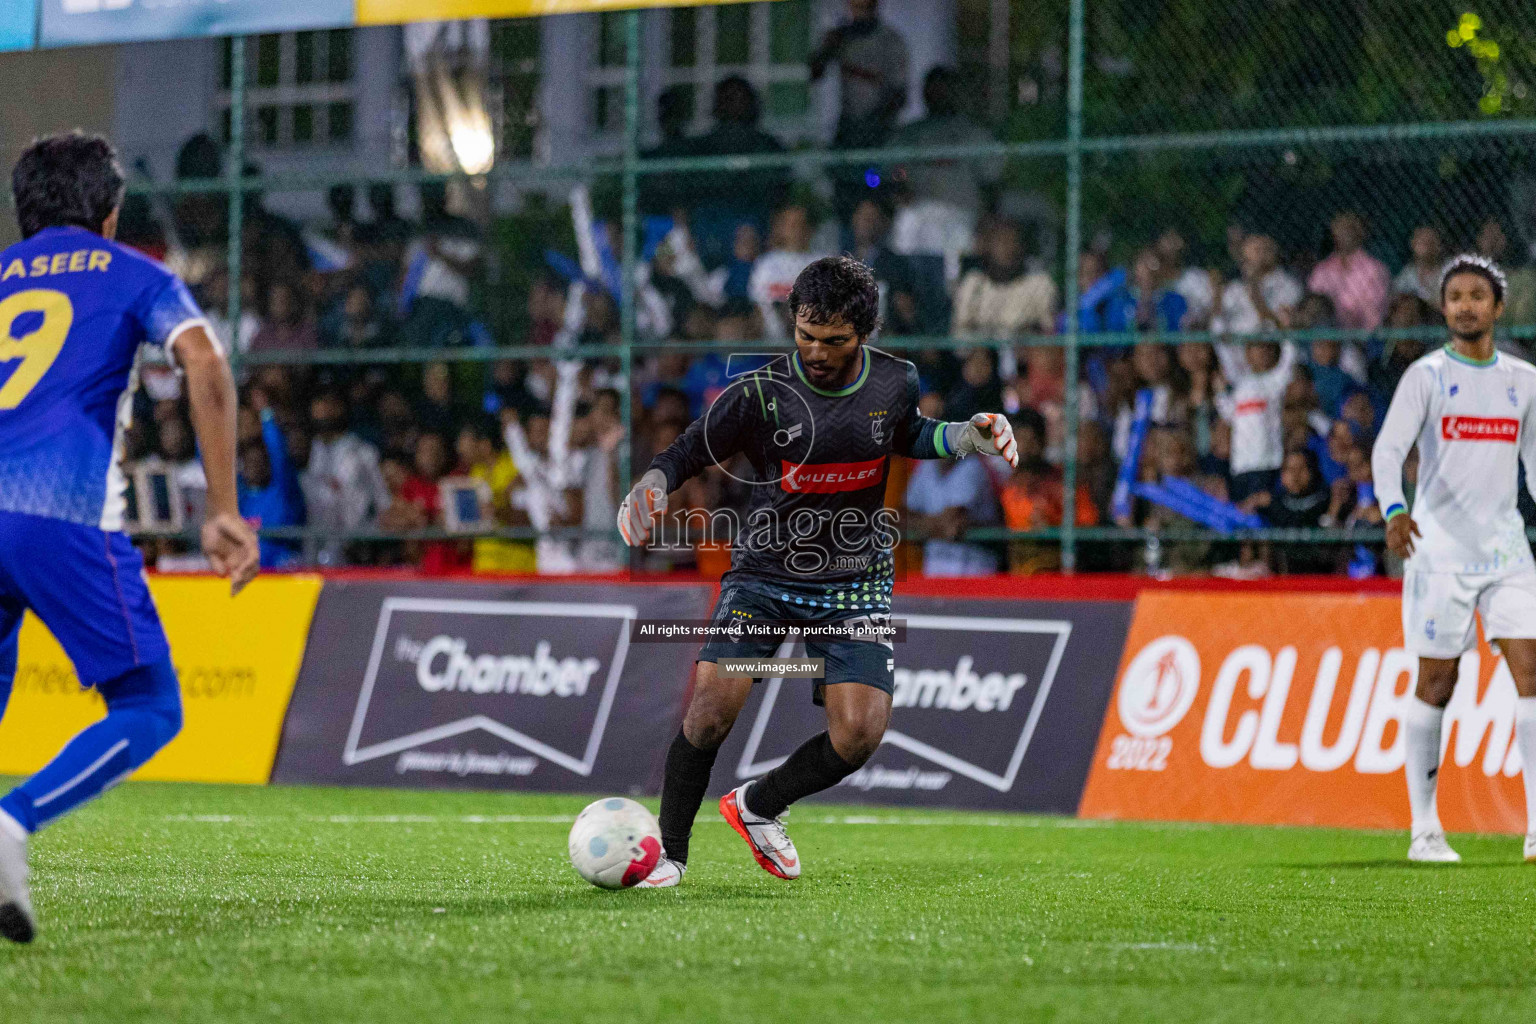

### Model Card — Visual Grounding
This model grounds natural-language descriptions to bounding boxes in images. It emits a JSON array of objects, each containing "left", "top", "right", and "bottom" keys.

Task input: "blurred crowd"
[{"left": 115, "top": 2, "right": 1536, "bottom": 579}]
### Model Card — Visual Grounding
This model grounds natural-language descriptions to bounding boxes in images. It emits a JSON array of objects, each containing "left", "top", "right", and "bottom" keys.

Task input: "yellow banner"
[
  {"left": 357, "top": 0, "right": 763, "bottom": 26},
  {"left": 0, "top": 576, "right": 321, "bottom": 785}
]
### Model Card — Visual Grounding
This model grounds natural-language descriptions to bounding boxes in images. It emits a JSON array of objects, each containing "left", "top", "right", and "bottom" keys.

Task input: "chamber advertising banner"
[
  {"left": 708, "top": 595, "right": 1133, "bottom": 813},
  {"left": 1079, "top": 591, "right": 1529, "bottom": 835},
  {"left": 272, "top": 579, "right": 715, "bottom": 795}
]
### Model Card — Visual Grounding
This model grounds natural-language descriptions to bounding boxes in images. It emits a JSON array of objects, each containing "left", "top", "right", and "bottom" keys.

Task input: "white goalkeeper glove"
[
  {"left": 950, "top": 412, "right": 1018, "bottom": 469},
  {"left": 617, "top": 468, "right": 669, "bottom": 546}
]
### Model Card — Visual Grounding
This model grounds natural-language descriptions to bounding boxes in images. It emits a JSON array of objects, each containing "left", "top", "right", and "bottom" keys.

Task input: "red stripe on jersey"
[
  {"left": 1233, "top": 399, "right": 1268, "bottom": 415},
  {"left": 1440, "top": 416, "right": 1519, "bottom": 442},
  {"left": 781, "top": 457, "right": 887, "bottom": 493}
]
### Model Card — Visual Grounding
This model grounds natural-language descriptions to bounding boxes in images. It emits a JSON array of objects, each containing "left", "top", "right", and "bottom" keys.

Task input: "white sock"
[
  {"left": 1404, "top": 697, "right": 1445, "bottom": 834},
  {"left": 1516, "top": 697, "right": 1536, "bottom": 836},
  {"left": 0, "top": 809, "right": 26, "bottom": 844}
]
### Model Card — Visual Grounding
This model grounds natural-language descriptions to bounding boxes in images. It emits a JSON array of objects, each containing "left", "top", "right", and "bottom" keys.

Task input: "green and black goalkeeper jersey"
[{"left": 649, "top": 346, "right": 954, "bottom": 604}]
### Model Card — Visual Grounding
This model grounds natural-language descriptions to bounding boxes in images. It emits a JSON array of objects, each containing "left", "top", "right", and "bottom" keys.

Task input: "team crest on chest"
[{"left": 868, "top": 408, "right": 888, "bottom": 446}]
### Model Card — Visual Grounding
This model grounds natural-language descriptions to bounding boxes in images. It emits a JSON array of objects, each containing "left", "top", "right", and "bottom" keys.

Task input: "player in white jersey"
[{"left": 1371, "top": 254, "right": 1536, "bottom": 865}]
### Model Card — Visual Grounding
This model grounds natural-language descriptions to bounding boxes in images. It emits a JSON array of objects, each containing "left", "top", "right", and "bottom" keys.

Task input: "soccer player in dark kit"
[{"left": 617, "top": 256, "right": 1018, "bottom": 886}]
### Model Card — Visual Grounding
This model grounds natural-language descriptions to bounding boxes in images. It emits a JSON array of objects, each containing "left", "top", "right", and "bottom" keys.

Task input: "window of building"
[
  {"left": 219, "top": 31, "right": 356, "bottom": 150},
  {"left": 588, "top": 1, "right": 812, "bottom": 139},
  {"left": 489, "top": 18, "right": 543, "bottom": 161}
]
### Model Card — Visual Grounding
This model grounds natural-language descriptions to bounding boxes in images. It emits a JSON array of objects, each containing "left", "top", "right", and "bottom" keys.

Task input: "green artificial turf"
[{"left": 0, "top": 780, "right": 1532, "bottom": 1023}]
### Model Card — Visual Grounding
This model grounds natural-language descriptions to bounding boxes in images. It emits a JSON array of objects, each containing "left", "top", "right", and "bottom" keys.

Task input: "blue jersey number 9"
[{"left": 0, "top": 289, "right": 74, "bottom": 410}]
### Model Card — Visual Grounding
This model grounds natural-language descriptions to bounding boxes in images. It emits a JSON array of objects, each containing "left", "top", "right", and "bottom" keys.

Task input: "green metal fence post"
[
  {"left": 618, "top": 11, "right": 641, "bottom": 511},
  {"left": 225, "top": 36, "right": 246, "bottom": 373},
  {"left": 1060, "top": 0, "right": 1085, "bottom": 572}
]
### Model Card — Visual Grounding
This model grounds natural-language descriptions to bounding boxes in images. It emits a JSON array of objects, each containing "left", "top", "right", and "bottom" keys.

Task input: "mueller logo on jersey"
[
  {"left": 1440, "top": 416, "right": 1519, "bottom": 442},
  {"left": 781, "top": 457, "right": 885, "bottom": 493}
]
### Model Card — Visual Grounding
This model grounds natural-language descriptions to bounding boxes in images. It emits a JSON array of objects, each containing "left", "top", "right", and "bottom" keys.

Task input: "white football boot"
[
  {"left": 1408, "top": 830, "right": 1462, "bottom": 864},
  {"left": 719, "top": 783, "right": 800, "bottom": 880},
  {"left": 634, "top": 856, "right": 686, "bottom": 889},
  {"left": 1524, "top": 832, "right": 1536, "bottom": 864},
  {"left": 0, "top": 811, "right": 35, "bottom": 943}
]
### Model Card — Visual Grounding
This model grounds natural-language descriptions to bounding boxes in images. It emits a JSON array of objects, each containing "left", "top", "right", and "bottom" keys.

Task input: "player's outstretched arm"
[
  {"left": 620, "top": 383, "right": 753, "bottom": 546},
  {"left": 893, "top": 364, "right": 1017, "bottom": 468},
  {"left": 1371, "top": 363, "right": 1429, "bottom": 559},
  {"left": 178, "top": 326, "right": 259, "bottom": 594}
]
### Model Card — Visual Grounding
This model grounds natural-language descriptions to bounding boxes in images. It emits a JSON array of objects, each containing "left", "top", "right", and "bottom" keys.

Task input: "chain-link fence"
[{"left": 84, "top": 0, "right": 1536, "bottom": 579}]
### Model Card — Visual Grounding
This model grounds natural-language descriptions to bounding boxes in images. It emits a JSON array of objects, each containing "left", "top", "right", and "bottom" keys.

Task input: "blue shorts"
[
  {"left": 698, "top": 575, "right": 894, "bottom": 705},
  {"left": 0, "top": 510, "right": 170, "bottom": 688}
]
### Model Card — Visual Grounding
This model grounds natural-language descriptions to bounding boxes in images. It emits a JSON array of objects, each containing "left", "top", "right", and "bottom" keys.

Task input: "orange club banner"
[{"left": 1078, "top": 591, "right": 1529, "bottom": 835}]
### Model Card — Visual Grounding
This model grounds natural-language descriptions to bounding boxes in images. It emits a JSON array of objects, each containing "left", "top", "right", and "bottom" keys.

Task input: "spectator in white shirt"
[
  {"left": 571, "top": 388, "right": 625, "bottom": 573},
  {"left": 889, "top": 67, "right": 1001, "bottom": 284},
  {"left": 1215, "top": 339, "right": 1297, "bottom": 501},
  {"left": 1211, "top": 234, "right": 1302, "bottom": 336},
  {"left": 1392, "top": 224, "right": 1444, "bottom": 306},
  {"left": 749, "top": 204, "right": 825, "bottom": 340},
  {"left": 303, "top": 392, "right": 391, "bottom": 566},
  {"left": 952, "top": 218, "right": 1058, "bottom": 380},
  {"left": 505, "top": 361, "right": 584, "bottom": 574},
  {"left": 1154, "top": 227, "right": 1216, "bottom": 329}
]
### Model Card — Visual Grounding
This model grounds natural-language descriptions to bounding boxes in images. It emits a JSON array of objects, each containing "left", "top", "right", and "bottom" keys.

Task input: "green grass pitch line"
[{"left": 0, "top": 781, "right": 1532, "bottom": 1024}]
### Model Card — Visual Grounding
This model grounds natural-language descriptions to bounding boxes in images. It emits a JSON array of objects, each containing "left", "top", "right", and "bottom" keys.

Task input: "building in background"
[{"left": 0, "top": 2, "right": 958, "bottom": 227}]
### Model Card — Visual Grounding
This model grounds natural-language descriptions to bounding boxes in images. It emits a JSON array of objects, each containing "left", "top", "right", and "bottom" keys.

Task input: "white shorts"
[{"left": 1402, "top": 569, "right": 1536, "bottom": 658}]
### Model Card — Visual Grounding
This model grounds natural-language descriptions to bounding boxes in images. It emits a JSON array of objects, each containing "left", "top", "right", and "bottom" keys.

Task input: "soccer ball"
[{"left": 568, "top": 797, "right": 663, "bottom": 889}]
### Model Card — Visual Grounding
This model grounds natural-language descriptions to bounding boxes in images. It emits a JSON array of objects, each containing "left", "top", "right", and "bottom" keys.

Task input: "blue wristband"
[{"left": 1384, "top": 503, "right": 1406, "bottom": 521}]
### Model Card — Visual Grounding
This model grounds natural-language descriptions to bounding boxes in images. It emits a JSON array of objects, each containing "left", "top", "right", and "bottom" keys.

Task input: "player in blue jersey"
[{"left": 0, "top": 133, "right": 259, "bottom": 943}]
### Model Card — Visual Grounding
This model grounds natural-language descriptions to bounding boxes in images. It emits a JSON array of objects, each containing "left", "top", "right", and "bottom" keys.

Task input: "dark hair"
[
  {"left": 1282, "top": 447, "right": 1323, "bottom": 497},
  {"left": 1439, "top": 253, "right": 1507, "bottom": 304},
  {"left": 459, "top": 415, "right": 499, "bottom": 444},
  {"left": 787, "top": 256, "right": 881, "bottom": 339},
  {"left": 12, "top": 132, "right": 126, "bottom": 239},
  {"left": 311, "top": 390, "right": 348, "bottom": 413},
  {"left": 1010, "top": 408, "right": 1048, "bottom": 444},
  {"left": 712, "top": 76, "right": 761, "bottom": 126},
  {"left": 657, "top": 84, "right": 693, "bottom": 134},
  {"left": 1297, "top": 291, "right": 1337, "bottom": 327},
  {"left": 652, "top": 385, "right": 690, "bottom": 413},
  {"left": 922, "top": 66, "right": 961, "bottom": 118}
]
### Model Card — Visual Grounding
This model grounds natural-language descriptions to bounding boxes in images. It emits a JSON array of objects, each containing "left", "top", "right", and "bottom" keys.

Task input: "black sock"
[
  {"left": 658, "top": 730, "right": 719, "bottom": 866},
  {"left": 745, "top": 732, "right": 857, "bottom": 820}
]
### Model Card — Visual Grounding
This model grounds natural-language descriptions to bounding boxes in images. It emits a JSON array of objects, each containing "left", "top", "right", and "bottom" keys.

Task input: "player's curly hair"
[
  {"left": 1439, "top": 253, "right": 1507, "bottom": 304},
  {"left": 12, "top": 132, "right": 126, "bottom": 240},
  {"left": 788, "top": 255, "right": 882, "bottom": 339}
]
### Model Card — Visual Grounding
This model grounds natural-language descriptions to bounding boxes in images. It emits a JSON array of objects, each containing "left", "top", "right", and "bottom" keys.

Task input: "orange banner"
[{"left": 1078, "top": 591, "right": 1528, "bottom": 834}]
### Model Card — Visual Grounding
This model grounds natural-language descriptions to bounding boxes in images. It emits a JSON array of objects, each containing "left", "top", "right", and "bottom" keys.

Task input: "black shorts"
[{"left": 697, "top": 578, "right": 894, "bottom": 704}]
